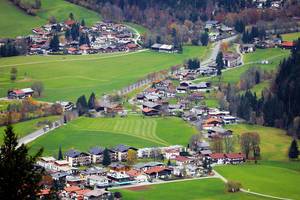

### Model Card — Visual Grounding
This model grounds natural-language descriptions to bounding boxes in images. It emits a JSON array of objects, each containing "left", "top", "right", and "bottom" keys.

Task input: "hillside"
[{"left": 0, "top": 0, "right": 100, "bottom": 38}]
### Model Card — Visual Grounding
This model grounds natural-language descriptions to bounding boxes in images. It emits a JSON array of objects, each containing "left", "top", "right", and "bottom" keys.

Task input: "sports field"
[
  {"left": 225, "top": 124, "right": 291, "bottom": 161},
  {"left": 114, "top": 178, "right": 268, "bottom": 200},
  {"left": 0, "top": 0, "right": 100, "bottom": 38},
  {"left": 29, "top": 116, "right": 198, "bottom": 156},
  {"left": 0, "top": 115, "right": 60, "bottom": 143},
  {"left": 0, "top": 46, "right": 208, "bottom": 102},
  {"left": 215, "top": 161, "right": 300, "bottom": 200}
]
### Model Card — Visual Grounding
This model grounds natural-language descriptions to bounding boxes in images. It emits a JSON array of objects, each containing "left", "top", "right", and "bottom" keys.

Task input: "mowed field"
[
  {"left": 114, "top": 178, "right": 268, "bottom": 200},
  {"left": 29, "top": 116, "right": 198, "bottom": 156},
  {"left": 0, "top": 0, "right": 100, "bottom": 38},
  {"left": 0, "top": 115, "right": 60, "bottom": 143},
  {"left": 215, "top": 161, "right": 300, "bottom": 200},
  {"left": 0, "top": 46, "right": 208, "bottom": 102}
]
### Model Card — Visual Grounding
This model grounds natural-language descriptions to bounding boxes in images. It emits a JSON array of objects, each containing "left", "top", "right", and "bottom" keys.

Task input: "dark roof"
[
  {"left": 65, "top": 149, "right": 89, "bottom": 158},
  {"left": 111, "top": 144, "right": 137, "bottom": 152},
  {"left": 89, "top": 147, "right": 105, "bottom": 155}
]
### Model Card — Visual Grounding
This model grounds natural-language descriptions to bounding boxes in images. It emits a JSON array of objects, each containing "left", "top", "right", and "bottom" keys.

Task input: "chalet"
[
  {"left": 188, "top": 82, "right": 210, "bottom": 91},
  {"left": 51, "top": 172, "right": 69, "bottom": 182},
  {"left": 133, "top": 162, "right": 164, "bottom": 171},
  {"left": 7, "top": 88, "right": 34, "bottom": 99},
  {"left": 65, "top": 149, "right": 91, "bottom": 167},
  {"left": 151, "top": 43, "right": 174, "bottom": 53},
  {"left": 144, "top": 166, "right": 172, "bottom": 178},
  {"left": 226, "top": 153, "right": 245, "bottom": 164},
  {"left": 136, "top": 93, "right": 145, "bottom": 102},
  {"left": 142, "top": 107, "right": 160, "bottom": 116},
  {"left": 126, "top": 169, "right": 149, "bottom": 183},
  {"left": 165, "top": 148, "right": 181, "bottom": 159},
  {"left": 174, "top": 156, "right": 191, "bottom": 166},
  {"left": 205, "top": 20, "right": 220, "bottom": 29},
  {"left": 240, "top": 44, "right": 256, "bottom": 53},
  {"left": 210, "top": 153, "right": 226, "bottom": 164},
  {"left": 84, "top": 189, "right": 111, "bottom": 200},
  {"left": 56, "top": 101, "right": 74, "bottom": 111},
  {"left": 79, "top": 45, "right": 91, "bottom": 54},
  {"left": 208, "top": 127, "right": 233, "bottom": 138},
  {"left": 127, "top": 43, "right": 138, "bottom": 50},
  {"left": 280, "top": 41, "right": 296, "bottom": 49},
  {"left": 97, "top": 101, "right": 123, "bottom": 114},
  {"left": 203, "top": 118, "right": 223, "bottom": 129},
  {"left": 200, "top": 150, "right": 212, "bottom": 156},
  {"left": 106, "top": 172, "right": 134, "bottom": 185},
  {"left": 221, "top": 115, "right": 237, "bottom": 124},
  {"left": 144, "top": 93, "right": 160, "bottom": 102},
  {"left": 223, "top": 52, "right": 242, "bottom": 68},
  {"left": 142, "top": 101, "right": 161, "bottom": 110},
  {"left": 109, "top": 163, "right": 130, "bottom": 171},
  {"left": 86, "top": 175, "right": 109, "bottom": 188},
  {"left": 176, "top": 86, "right": 188, "bottom": 93},
  {"left": 89, "top": 147, "right": 105, "bottom": 164},
  {"left": 110, "top": 144, "right": 138, "bottom": 162},
  {"left": 196, "top": 141, "right": 210, "bottom": 152}
]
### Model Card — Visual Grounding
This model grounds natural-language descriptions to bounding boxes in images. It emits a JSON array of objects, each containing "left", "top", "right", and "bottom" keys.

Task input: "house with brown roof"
[{"left": 144, "top": 166, "right": 172, "bottom": 178}]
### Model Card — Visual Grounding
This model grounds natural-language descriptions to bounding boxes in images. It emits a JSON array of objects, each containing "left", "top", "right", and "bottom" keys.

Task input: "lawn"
[
  {"left": 0, "top": 46, "right": 208, "bottom": 102},
  {"left": 125, "top": 22, "right": 149, "bottom": 35},
  {"left": 29, "top": 116, "right": 198, "bottom": 156},
  {"left": 114, "top": 178, "right": 268, "bottom": 200},
  {"left": 0, "top": 115, "right": 60, "bottom": 143},
  {"left": 282, "top": 32, "right": 300, "bottom": 42},
  {"left": 0, "top": 0, "right": 100, "bottom": 38},
  {"left": 224, "top": 124, "right": 291, "bottom": 161},
  {"left": 215, "top": 161, "right": 300, "bottom": 200}
]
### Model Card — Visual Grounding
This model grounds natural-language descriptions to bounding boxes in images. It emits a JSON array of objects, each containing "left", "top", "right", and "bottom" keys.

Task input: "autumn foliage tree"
[
  {"left": 127, "top": 149, "right": 137, "bottom": 165},
  {"left": 240, "top": 132, "right": 260, "bottom": 161}
]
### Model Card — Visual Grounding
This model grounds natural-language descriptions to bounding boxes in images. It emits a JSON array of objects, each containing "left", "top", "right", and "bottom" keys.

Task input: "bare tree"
[{"left": 31, "top": 81, "right": 44, "bottom": 97}]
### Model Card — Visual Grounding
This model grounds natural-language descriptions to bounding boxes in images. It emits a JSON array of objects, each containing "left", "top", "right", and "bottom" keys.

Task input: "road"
[{"left": 17, "top": 118, "right": 64, "bottom": 147}]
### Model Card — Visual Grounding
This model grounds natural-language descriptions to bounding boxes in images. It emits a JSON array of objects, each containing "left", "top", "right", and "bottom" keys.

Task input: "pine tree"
[
  {"left": 288, "top": 139, "right": 299, "bottom": 160},
  {"left": 216, "top": 51, "right": 224, "bottom": 69},
  {"left": 58, "top": 145, "right": 63, "bottom": 160},
  {"left": 102, "top": 148, "right": 111, "bottom": 166},
  {"left": 76, "top": 95, "right": 88, "bottom": 116},
  {"left": 0, "top": 125, "right": 44, "bottom": 199},
  {"left": 50, "top": 34, "right": 60, "bottom": 52},
  {"left": 88, "top": 92, "right": 96, "bottom": 109},
  {"left": 81, "top": 19, "right": 85, "bottom": 27},
  {"left": 200, "top": 32, "right": 209, "bottom": 46},
  {"left": 69, "top": 12, "right": 74, "bottom": 20}
]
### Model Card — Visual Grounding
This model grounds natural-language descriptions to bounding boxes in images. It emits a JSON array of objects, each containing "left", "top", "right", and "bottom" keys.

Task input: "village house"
[
  {"left": 126, "top": 169, "right": 149, "bottom": 183},
  {"left": 133, "top": 162, "right": 164, "bottom": 171},
  {"left": 142, "top": 102, "right": 161, "bottom": 116},
  {"left": 86, "top": 175, "right": 110, "bottom": 188},
  {"left": 202, "top": 118, "right": 223, "bottom": 130},
  {"left": 65, "top": 149, "right": 91, "bottom": 167},
  {"left": 7, "top": 88, "right": 34, "bottom": 99},
  {"left": 210, "top": 153, "right": 245, "bottom": 165},
  {"left": 83, "top": 189, "right": 111, "bottom": 200},
  {"left": 109, "top": 163, "right": 130, "bottom": 172},
  {"left": 223, "top": 52, "right": 242, "bottom": 68},
  {"left": 89, "top": 147, "right": 105, "bottom": 164},
  {"left": 174, "top": 156, "right": 191, "bottom": 166},
  {"left": 151, "top": 43, "right": 175, "bottom": 53},
  {"left": 144, "top": 166, "right": 173, "bottom": 179},
  {"left": 208, "top": 127, "right": 233, "bottom": 138},
  {"left": 221, "top": 115, "right": 237, "bottom": 124},
  {"left": 240, "top": 44, "right": 256, "bottom": 53},
  {"left": 280, "top": 41, "right": 296, "bottom": 49},
  {"left": 106, "top": 171, "right": 134, "bottom": 186},
  {"left": 110, "top": 144, "right": 138, "bottom": 162}
]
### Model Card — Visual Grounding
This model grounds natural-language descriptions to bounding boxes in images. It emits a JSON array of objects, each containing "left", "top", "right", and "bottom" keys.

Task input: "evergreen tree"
[
  {"left": 49, "top": 34, "right": 60, "bottom": 52},
  {"left": 76, "top": 95, "right": 88, "bottom": 116},
  {"left": 69, "top": 12, "right": 74, "bottom": 20},
  {"left": 88, "top": 92, "right": 96, "bottom": 109},
  {"left": 58, "top": 145, "right": 63, "bottom": 160},
  {"left": 200, "top": 31, "right": 209, "bottom": 46},
  {"left": 234, "top": 20, "right": 245, "bottom": 33},
  {"left": 102, "top": 148, "right": 111, "bottom": 166},
  {"left": 216, "top": 51, "right": 224, "bottom": 69},
  {"left": 288, "top": 139, "right": 299, "bottom": 159},
  {"left": 0, "top": 125, "right": 44, "bottom": 199},
  {"left": 81, "top": 19, "right": 86, "bottom": 27}
]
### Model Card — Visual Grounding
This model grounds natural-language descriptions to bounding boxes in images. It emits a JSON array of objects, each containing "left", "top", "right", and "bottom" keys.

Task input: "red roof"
[
  {"left": 68, "top": 47, "right": 77, "bottom": 52},
  {"left": 75, "top": 189, "right": 91, "bottom": 195},
  {"left": 126, "top": 169, "right": 142, "bottom": 177},
  {"left": 65, "top": 20, "right": 76, "bottom": 26},
  {"left": 174, "top": 156, "right": 190, "bottom": 162},
  {"left": 281, "top": 41, "right": 295, "bottom": 47},
  {"left": 210, "top": 153, "right": 226, "bottom": 159},
  {"left": 226, "top": 153, "right": 245, "bottom": 159},
  {"left": 64, "top": 186, "right": 81, "bottom": 193},
  {"left": 13, "top": 90, "right": 25, "bottom": 95},
  {"left": 142, "top": 107, "right": 155, "bottom": 113},
  {"left": 37, "top": 189, "right": 50, "bottom": 196},
  {"left": 144, "top": 166, "right": 170, "bottom": 174},
  {"left": 127, "top": 43, "right": 138, "bottom": 49},
  {"left": 79, "top": 45, "right": 90, "bottom": 50}
]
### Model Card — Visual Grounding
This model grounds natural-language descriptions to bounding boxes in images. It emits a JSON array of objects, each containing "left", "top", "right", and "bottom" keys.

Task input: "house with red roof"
[
  {"left": 126, "top": 169, "right": 149, "bottom": 183},
  {"left": 144, "top": 166, "right": 172, "bottom": 178},
  {"left": 174, "top": 156, "right": 191, "bottom": 166},
  {"left": 281, "top": 41, "right": 296, "bottom": 49}
]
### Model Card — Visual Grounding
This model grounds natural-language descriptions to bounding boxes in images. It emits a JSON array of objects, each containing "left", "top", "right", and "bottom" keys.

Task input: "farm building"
[
  {"left": 151, "top": 43, "right": 174, "bottom": 53},
  {"left": 240, "top": 44, "right": 256, "bottom": 53},
  {"left": 223, "top": 52, "right": 242, "bottom": 67},
  {"left": 7, "top": 88, "right": 34, "bottom": 99}
]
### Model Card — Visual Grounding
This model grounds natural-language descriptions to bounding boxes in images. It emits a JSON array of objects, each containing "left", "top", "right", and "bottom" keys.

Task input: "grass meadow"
[
  {"left": 0, "top": 0, "right": 100, "bottom": 38},
  {"left": 0, "top": 46, "right": 208, "bottom": 102},
  {"left": 29, "top": 116, "right": 198, "bottom": 156},
  {"left": 282, "top": 32, "right": 300, "bottom": 41},
  {"left": 114, "top": 178, "right": 269, "bottom": 200}
]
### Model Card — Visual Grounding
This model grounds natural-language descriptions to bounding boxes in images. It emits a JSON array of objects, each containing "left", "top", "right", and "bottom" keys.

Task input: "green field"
[
  {"left": 215, "top": 162, "right": 300, "bottom": 200},
  {"left": 114, "top": 178, "right": 268, "bottom": 200},
  {"left": 125, "top": 22, "right": 149, "bottom": 35},
  {"left": 29, "top": 116, "right": 198, "bottom": 156},
  {"left": 0, "top": 46, "right": 208, "bottom": 102},
  {"left": 0, "top": 0, "right": 100, "bottom": 38},
  {"left": 225, "top": 124, "right": 291, "bottom": 161},
  {"left": 282, "top": 32, "right": 300, "bottom": 41},
  {"left": 0, "top": 115, "right": 60, "bottom": 143}
]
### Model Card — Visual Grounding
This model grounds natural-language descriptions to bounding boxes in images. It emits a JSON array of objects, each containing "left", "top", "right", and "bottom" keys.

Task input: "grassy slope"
[
  {"left": 0, "top": 115, "right": 60, "bottom": 143},
  {"left": 114, "top": 178, "right": 268, "bottom": 200},
  {"left": 225, "top": 124, "right": 291, "bottom": 161},
  {"left": 29, "top": 116, "right": 198, "bottom": 156},
  {"left": 282, "top": 32, "right": 300, "bottom": 41},
  {"left": 0, "top": 0, "right": 100, "bottom": 38},
  {"left": 0, "top": 46, "right": 208, "bottom": 102},
  {"left": 215, "top": 162, "right": 300, "bottom": 200},
  {"left": 125, "top": 22, "right": 149, "bottom": 35}
]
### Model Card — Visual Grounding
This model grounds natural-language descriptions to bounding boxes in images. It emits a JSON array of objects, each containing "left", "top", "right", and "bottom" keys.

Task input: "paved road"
[{"left": 17, "top": 119, "right": 64, "bottom": 147}]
